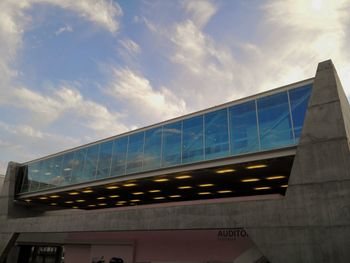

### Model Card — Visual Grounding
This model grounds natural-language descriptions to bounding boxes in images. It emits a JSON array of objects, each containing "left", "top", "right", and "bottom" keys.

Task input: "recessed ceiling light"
[
  {"left": 148, "top": 189, "right": 161, "bottom": 193},
  {"left": 24, "top": 199, "right": 31, "bottom": 202},
  {"left": 45, "top": 172, "right": 51, "bottom": 175},
  {"left": 106, "top": 185, "right": 119, "bottom": 190},
  {"left": 266, "top": 175, "right": 286, "bottom": 180},
  {"left": 63, "top": 168, "right": 72, "bottom": 171},
  {"left": 198, "top": 192, "right": 211, "bottom": 195},
  {"left": 82, "top": 189, "right": 93, "bottom": 193},
  {"left": 132, "top": 192, "right": 144, "bottom": 195},
  {"left": 153, "top": 196, "right": 165, "bottom": 200},
  {"left": 109, "top": 195, "right": 119, "bottom": 198},
  {"left": 169, "top": 195, "right": 181, "bottom": 198},
  {"left": 117, "top": 201, "right": 126, "bottom": 204},
  {"left": 98, "top": 203, "right": 107, "bottom": 206},
  {"left": 88, "top": 204, "right": 96, "bottom": 207},
  {"left": 254, "top": 186, "right": 271, "bottom": 190},
  {"left": 216, "top": 169, "right": 235, "bottom": 174},
  {"left": 50, "top": 195, "right": 60, "bottom": 198},
  {"left": 246, "top": 164, "right": 267, "bottom": 169},
  {"left": 178, "top": 186, "right": 192, "bottom": 189},
  {"left": 39, "top": 196, "right": 48, "bottom": 200},
  {"left": 123, "top": 183, "right": 137, "bottom": 187},
  {"left": 198, "top": 183, "right": 214, "bottom": 187},
  {"left": 72, "top": 206, "right": 78, "bottom": 209},
  {"left": 116, "top": 203, "right": 124, "bottom": 206},
  {"left": 154, "top": 178, "right": 169, "bottom": 182},
  {"left": 217, "top": 190, "right": 232, "bottom": 194},
  {"left": 76, "top": 200, "right": 85, "bottom": 203},
  {"left": 241, "top": 178, "right": 260, "bottom": 182},
  {"left": 97, "top": 197, "right": 106, "bottom": 200},
  {"left": 281, "top": 185, "right": 288, "bottom": 188},
  {"left": 68, "top": 192, "right": 79, "bottom": 195},
  {"left": 50, "top": 203, "right": 57, "bottom": 206},
  {"left": 130, "top": 199, "right": 140, "bottom": 202},
  {"left": 65, "top": 201, "right": 73, "bottom": 204},
  {"left": 175, "top": 175, "right": 192, "bottom": 179}
]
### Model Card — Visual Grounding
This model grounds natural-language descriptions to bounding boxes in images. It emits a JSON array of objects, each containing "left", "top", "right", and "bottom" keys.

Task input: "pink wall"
[
  {"left": 65, "top": 245, "right": 90, "bottom": 263},
  {"left": 65, "top": 229, "right": 253, "bottom": 263}
]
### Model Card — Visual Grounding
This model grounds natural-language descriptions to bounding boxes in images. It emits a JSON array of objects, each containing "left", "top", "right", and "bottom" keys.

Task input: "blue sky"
[{"left": 1, "top": 0, "right": 350, "bottom": 174}]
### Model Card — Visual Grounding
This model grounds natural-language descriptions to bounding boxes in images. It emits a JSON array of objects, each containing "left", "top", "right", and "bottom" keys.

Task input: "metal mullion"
[
  {"left": 108, "top": 139, "right": 115, "bottom": 178},
  {"left": 141, "top": 131, "right": 146, "bottom": 171},
  {"left": 160, "top": 126, "right": 164, "bottom": 168},
  {"left": 255, "top": 99, "right": 261, "bottom": 150},
  {"left": 227, "top": 107, "right": 231, "bottom": 155},
  {"left": 287, "top": 90, "right": 296, "bottom": 143},
  {"left": 180, "top": 121, "right": 183, "bottom": 164},
  {"left": 124, "top": 136, "right": 130, "bottom": 175},
  {"left": 93, "top": 144, "right": 101, "bottom": 180},
  {"left": 202, "top": 114, "right": 205, "bottom": 160}
]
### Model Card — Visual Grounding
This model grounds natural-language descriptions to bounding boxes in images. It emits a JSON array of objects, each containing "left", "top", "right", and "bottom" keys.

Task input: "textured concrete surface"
[{"left": 0, "top": 60, "right": 349, "bottom": 263}]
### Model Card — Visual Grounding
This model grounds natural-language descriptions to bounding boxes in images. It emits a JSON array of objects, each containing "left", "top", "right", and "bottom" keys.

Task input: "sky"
[{"left": 1, "top": 0, "right": 350, "bottom": 174}]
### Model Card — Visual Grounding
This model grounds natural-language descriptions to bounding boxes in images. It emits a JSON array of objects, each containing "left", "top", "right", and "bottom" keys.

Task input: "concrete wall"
[
  {"left": 0, "top": 176, "right": 4, "bottom": 193},
  {"left": 1, "top": 60, "right": 350, "bottom": 263}
]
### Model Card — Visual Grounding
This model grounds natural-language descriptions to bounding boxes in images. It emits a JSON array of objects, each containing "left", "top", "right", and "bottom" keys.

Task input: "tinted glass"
[
  {"left": 229, "top": 101, "right": 259, "bottom": 154},
  {"left": 182, "top": 115, "right": 204, "bottom": 163},
  {"left": 83, "top": 145, "right": 99, "bottom": 181},
  {"left": 162, "top": 121, "right": 182, "bottom": 167},
  {"left": 143, "top": 127, "right": 162, "bottom": 171},
  {"left": 258, "top": 92, "right": 294, "bottom": 150},
  {"left": 96, "top": 141, "right": 113, "bottom": 179},
  {"left": 205, "top": 109, "right": 229, "bottom": 159},
  {"left": 126, "top": 132, "right": 144, "bottom": 174},
  {"left": 50, "top": 155, "right": 63, "bottom": 188},
  {"left": 70, "top": 149, "right": 87, "bottom": 184},
  {"left": 61, "top": 152, "right": 75, "bottom": 186},
  {"left": 20, "top": 166, "right": 29, "bottom": 193},
  {"left": 289, "top": 84, "right": 312, "bottom": 141},
  {"left": 28, "top": 161, "right": 42, "bottom": 191},
  {"left": 110, "top": 137, "right": 128, "bottom": 177}
]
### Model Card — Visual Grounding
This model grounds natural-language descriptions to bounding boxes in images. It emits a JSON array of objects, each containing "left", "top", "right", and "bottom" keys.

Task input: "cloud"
[
  {"left": 182, "top": 0, "right": 217, "bottom": 28},
  {"left": 119, "top": 38, "right": 141, "bottom": 55},
  {"left": 55, "top": 24, "right": 73, "bottom": 35},
  {"left": 106, "top": 68, "right": 187, "bottom": 125}
]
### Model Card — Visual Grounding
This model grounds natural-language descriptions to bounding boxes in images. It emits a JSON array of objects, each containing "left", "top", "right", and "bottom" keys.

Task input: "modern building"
[{"left": 0, "top": 60, "right": 349, "bottom": 263}]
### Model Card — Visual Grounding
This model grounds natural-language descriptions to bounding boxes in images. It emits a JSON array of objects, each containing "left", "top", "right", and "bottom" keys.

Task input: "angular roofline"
[{"left": 22, "top": 77, "right": 314, "bottom": 165}]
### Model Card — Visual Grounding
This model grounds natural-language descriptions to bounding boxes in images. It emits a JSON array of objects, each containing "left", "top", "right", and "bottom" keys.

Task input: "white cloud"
[
  {"left": 119, "top": 38, "right": 141, "bottom": 55},
  {"left": 106, "top": 68, "right": 187, "bottom": 125},
  {"left": 55, "top": 24, "right": 73, "bottom": 35},
  {"left": 182, "top": 0, "right": 217, "bottom": 28}
]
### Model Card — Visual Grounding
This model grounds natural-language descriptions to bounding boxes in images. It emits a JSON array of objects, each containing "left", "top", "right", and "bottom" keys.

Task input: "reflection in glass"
[
  {"left": 258, "top": 92, "right": 294, "bottom": 150},
  {"left": 96, "top": 141, "right": 113, "bottom": 179},
  {"left": 229, "top": 101, "right": 259, "bottom": 154},
  {"left": 289, "top": 84, "right": 312, "bottom": 141},
  {"left": 126, "top": 132, "right": 144, "bottom": 174},
  {"left": 144, "top": 128, "right": 162, "bottom": 170},
  {"left": 50, "top": 155, "right": 63, "bottom": 188},
  {"left": 71, "top": 149, "right": 87, "bottom": 184},
  {"left": 182, "top": 116, "right": 204, "bottom": 163},
  {"left": 61, "top": 152, "right": 75, "bottom": 186},
  {"left": 110, "top": 137, "right": 128, "bottom": 177},
  {"left": 205, "top": 109, "right": 229, "bottom": 159},
  {"left": 162, "top": 122, "right": 182, "bottom": 167},
  {"left": 28, "top": 161, "right": 42, "bottom": 191},
  {"left": 83, "top": 145, "right": 99, "bottom": 181}
]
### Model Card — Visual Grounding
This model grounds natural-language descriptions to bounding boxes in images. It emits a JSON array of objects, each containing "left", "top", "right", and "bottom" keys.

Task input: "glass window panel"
[
  {"left": 289, "top": 84, "right": 312, "bottom": 141},
  {"left": 110, "top": 137, "right": 128, "bottom": 177},
  {"left": 162, "top": 121, "right": 182, "bottom": 167},
  {"left": 38, "top": 158, "right": 58, "bottom": 190},
  {"left": 96, "top": 140, "right": 113, "bottom": 179},
  {"left": 205, "top": 109, "right": 229, "bottom": 159},
  {"left": 182, "top": 115, "right": 204, "bottom": 163},
  {"left": 143, "top": 127, "right": 162, "bottom": 171},
  {"left": 70, "top": 149, "right": 87, "bottom": 184},
  {"left": 229, "top": 101, "right": 259, "bottom": 155},
  {"left": 83, "top": 145, "right": 99, "bottom": 181},
  {"left": 28, "top": 161, "right": 42, "bottom": 191},
  {"left": 258, "top": 92, "right": 294, "bottom": 150},
  {"left": 126, "top": 132, "right": 144, "bottom": 174},
  {"left": 61, "top": 152, "right": 75, "bottom": 186},
  {"left": 49, "top": 155, "right": 63, "bottom": 188}
]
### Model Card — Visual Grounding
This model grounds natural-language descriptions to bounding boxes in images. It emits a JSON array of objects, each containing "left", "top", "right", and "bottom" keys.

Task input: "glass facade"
[{"left": 19, "top": 84, "right": 312, "bottom": 194}]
